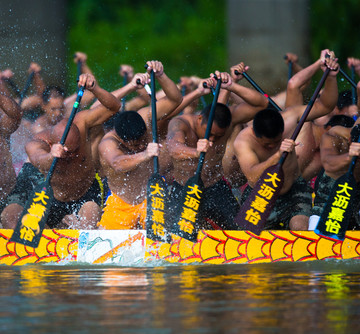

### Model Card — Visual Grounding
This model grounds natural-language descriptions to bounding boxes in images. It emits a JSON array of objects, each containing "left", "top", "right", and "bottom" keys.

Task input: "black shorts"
[{"left": 46, "top": 177, "right": 104, "bottom": 228}]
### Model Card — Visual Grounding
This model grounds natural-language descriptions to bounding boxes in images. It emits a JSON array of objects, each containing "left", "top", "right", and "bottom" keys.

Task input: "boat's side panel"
[
  {"left": 1, "top": 229, "right": 360, "bottom": 265},
  {"left": 0, "top": 229, "right": 78, "bottom": 265},
  {"left": 146, "top": 230, "right": 360, "bottom": 264}
]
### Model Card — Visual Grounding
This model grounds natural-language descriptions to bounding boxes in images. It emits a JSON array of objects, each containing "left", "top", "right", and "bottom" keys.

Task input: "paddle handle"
[
  {"left": 195, "top": 76, "right": 221, "bottom": 177},
  {"left": 46, "top": 86, "right": 85, "bottom": 181},
  {"left": 235, "top": 70, "right": 282, "bottom": 111},
  {"left": 19, "top": 72, "right": 34, "bottom": 105}
]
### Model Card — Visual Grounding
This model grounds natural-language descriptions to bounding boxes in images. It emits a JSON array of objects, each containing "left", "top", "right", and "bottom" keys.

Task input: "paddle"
[
  {"left": 170, "top": 76, "right": 221, "bottom": 242},
  {"left": 120, "top": 72, "right": 128, "bottom": 112},
  {"left": 19, "top": 72, "right": 34, "bottom": 105},
  {"left": 4, "top": 78, "right": 21, "bottom": 98},
  {"left": 234, "top": 70, "right": 282, "bottom": 111},
  {"left": 234, "top": 66, "right": 332, "bottom": 234},
  {"left": 339, "top": 68, "right": 357, "bottom": 90},
  {"left": 10, "top": 86, "right": 85, "bottom": 247},
  {"left": 145, "top": 67, "right": 169, "bottom": 242},
  {"left": 284, "top": 55, "right": 293, "bottom": 81},
  {"left": 314, "top": 150, "right": 359, "bottom": 241},
  {"left": 351, "top": 65, "right": 357, "bottom": 105}
]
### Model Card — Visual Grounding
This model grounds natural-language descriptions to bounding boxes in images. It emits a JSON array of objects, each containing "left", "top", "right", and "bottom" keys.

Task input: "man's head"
[
  {"left": 335, "top": 90, "right": 358, "bottom": 119},
  {"left": 42, "top": 86, "right": 66, "bottom": 125},
  {"left": 252, "top": 108, "right": 284, "bottom": 149},
  {"left": 196, "top": 103, "right": 232, "bottom": 141},
  {"left": 324, "top": 115, "right": 355, "bottom": 129},
  {"left": 114, "top": 111, "right": 147, "bottom": 150}
]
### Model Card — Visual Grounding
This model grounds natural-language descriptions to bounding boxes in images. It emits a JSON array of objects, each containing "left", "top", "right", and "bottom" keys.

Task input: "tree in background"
[
  {"left": 67, "top": 0, "right": 226, "bottom": 93},
  {"left": 310, "top": 0, "right": 360, "bottom": 90}
]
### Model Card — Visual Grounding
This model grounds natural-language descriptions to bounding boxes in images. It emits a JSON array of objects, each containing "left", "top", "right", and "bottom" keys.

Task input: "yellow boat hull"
[{"left": 1, "top": 229, "right": 359, "bottom": 266}]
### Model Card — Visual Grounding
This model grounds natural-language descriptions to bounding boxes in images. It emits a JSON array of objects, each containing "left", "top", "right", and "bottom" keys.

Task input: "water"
[{"left": 1, "top": 261, "right": 360, "bottom": 333}]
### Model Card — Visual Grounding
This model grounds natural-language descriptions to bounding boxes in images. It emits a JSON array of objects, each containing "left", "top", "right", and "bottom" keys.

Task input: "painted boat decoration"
[{"left": 1, "top": 229, "right": 360, "bottom": 266}]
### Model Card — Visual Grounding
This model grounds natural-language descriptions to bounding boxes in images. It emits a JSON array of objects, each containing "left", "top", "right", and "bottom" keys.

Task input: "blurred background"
[{"left": 0, "top": 0, "right": 359, "bottom": 97}]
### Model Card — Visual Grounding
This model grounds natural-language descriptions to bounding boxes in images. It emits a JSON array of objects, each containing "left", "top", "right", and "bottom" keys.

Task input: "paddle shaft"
[
  {"left": 19, "top": 72, "right": 34, "bottom": 105},
  {"left": 194, "top": 78, "right": 222, "bottom": 179},
  {"left": 121, "top": 72, "right": 128, "bottom": 112},
  {"left": 278, "top": 67, "right": 331, "bottom": 167},
  {"left": 351, "top": 66, "right": 357, "bottom": 105},
  {"left": 234, "top": 70, "right": 282, "bottom": 111},
  {"left": 284, "top": 55, "right": 293, "bottom": 81},
  {"left": 5, "top": 78, "right": 21, "bottom": 97},
  {"left": 149, "top": 69, "right": 159, "bottom": 173},
  {"left": 46, "top": 86, "right": 85, "bottom": 182},
  {"left": 340, "top": 67, "right": 357, "bottom": 89}
]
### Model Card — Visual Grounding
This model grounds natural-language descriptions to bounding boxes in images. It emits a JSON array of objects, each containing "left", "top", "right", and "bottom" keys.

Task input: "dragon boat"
[{"left": 1, "top": 229, "right": 360, "bottom": 266}]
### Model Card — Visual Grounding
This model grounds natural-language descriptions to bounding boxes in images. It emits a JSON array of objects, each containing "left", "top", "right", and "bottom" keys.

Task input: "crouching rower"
[
  {"left": 97, "top": 60, "right": 182, "bottom": 230},
  {"left": 1, "top": 73, "right": 121, "bottom": 229}
]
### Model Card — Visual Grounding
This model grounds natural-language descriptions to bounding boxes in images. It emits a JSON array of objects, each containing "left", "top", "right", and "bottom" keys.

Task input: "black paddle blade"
[
  {"left": 146, "top": 173, "right": 170, "bottom": 242},
  {"left": 234, "top": 164, "right": 284, "bottom": 235},
  {"left": 314, "top": 173, "right": 357, "bottom": 241},
  {"left": 10, "top": 180, "right": 54, "bottom": 247},
  {"left": 170, "top": 176, "right": 204, "bottom": 242}
]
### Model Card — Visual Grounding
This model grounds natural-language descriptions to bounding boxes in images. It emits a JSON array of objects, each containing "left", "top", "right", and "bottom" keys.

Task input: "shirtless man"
[
  {"left": 98, "top": 60, "right": 182, "bottom": 230},
  {"left": 166, "top": 70, "right": 269, "bottom": 230},
  {"left": 1, "top": 73, "right": 121, "bottom": 229},
  {"left": 310, "top": 84, "right": 360, "bottom": 231},
  {"left": 285, "top": 49, "right": 338, "bottom": 181},
  {"left": 234, "top": 52, "right": 339, "bottom": 231},
  {"left": 0, "top": 77, "right": 23, "bottom": 216}
]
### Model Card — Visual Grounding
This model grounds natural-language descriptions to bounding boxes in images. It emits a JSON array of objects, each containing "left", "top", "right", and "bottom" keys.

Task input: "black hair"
[
  {"left": 114, "top": 111, "right": 147, "bottom": 142},
  {"left": 253, "top": 108, "right": 284, "bottom": 138},
  {"left": 42, "top": 85, "right": 66, "bottom": 103},
  {"left": 337, "top": 90, "right": 356, "bottom": 110},
  {"left": 324, "top": 115, "right": 355, "bottom": 129},
  {"left": 200, "top": 103, "right": 231, "bottom": 129}
]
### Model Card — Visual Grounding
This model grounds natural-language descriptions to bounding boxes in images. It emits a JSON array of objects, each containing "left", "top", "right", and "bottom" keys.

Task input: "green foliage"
[
  {"left": 310, "top": 0, "right": 360, "bottom": 90},
  {"left": 66, "top": 0, "right": 226, "bottom": 93}
]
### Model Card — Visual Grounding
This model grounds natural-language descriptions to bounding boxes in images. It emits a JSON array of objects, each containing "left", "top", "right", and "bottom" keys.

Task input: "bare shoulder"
[
  {"left": 99, "top": 131, "right": 118, "bottom": 147},
  {"left": 137, "top": 106, "right": 151, "bottom": 126}
]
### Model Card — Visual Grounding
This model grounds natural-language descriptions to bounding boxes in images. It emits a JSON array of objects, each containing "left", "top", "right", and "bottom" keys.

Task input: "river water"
[{"left": 1, "top": 260, "right": 360, "bottom": 333}]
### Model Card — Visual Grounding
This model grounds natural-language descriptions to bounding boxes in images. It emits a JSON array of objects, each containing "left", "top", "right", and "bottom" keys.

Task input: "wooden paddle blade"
[
  {"left": 146, "top": 173, "right": 170, "bottom": 242},
  {"left": 314, "top": 173, "right": 357, "bottom": 241},
  {"left": 170, "top": 176, "right": 204, "bottom": 242},
  {"left": 234, "top": 164, "right": 284, "bottom": 235},
  {"left": 10, "top": 180, "right": 54, "bottom": 247}
]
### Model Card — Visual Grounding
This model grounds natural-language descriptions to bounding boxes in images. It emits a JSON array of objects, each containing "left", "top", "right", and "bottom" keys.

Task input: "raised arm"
[
  {"left": 139, "top": 60, "right": 182, "bottom": 121},
  {"left": 286, "top": 49, "right": 331, "bottom": 108},
  {"left": 77, "top": 73, "right": 121, "bottom": 127},
  {"left": 64, "top": 52, "right": 97, "bottom": 114},
  {"left": 164, "top": 77, "right": 213, "bottom": 119},
  {"left": 305, "top": 51, "right": 339, "bottom": 121},
  {"left": 28, "top": 62, "right": 46, "bottom": 96},
  {"left": 218, "top": 68, "right": 268, "bottom": 124},
  {"left": 347, "top": 57, "right": 360, "bottom": 77},
  {"left": 0, "top": 79, "right": 23, "bottom": 134}
]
